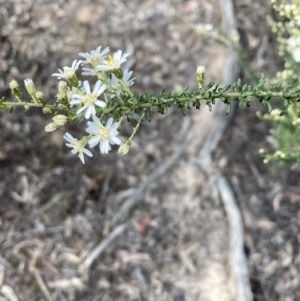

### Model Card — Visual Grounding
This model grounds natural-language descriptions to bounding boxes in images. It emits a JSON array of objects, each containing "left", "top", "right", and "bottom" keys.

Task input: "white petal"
[
  {"left": 89, "top": 140, "right": 99, "bottom": 148},
  {"left": 83, "top": 80, "right": 90, "bottom": 94},
  {"left": 95, "top": 100, "right": 106, "bottom": 108},
  {"left": 110, "top": 136, "right": 121, "bottom": 145},
  {"left": 72, "top": 94, "right": 84, "bottom": 100},
  {"left": 92, "top": 115, "right": 102, "bottom": 126},
  {"left": 64, "top": 132, "right": 75, "bottom": 142},
  {"left": 79, "top": 153, "right": 85, "bottom": 164},
  {"left": 86, "top": 128, "right": 96, "bottom": 134},
  {"left": 106, "top": 118, "right": 113, "bottom": 129},
  {"left": 101, "top": 47, "right": 110, "bottom": 56},
  {"left": 89, "top": 135, "right": 100, "bottom": 145},
  {"left": 86, "top": 123, "right": 99, "bottom": 133},
  {"left": 91, "top": 105, "right": 96, "bottom": 116},
  {"left": 100, "top": 140, "right": 108, "bottom": 154},
  {"left": 73, "top": 60, "right": 81, "bottom": 70},
  {"left": 96, "top": 65, "right": 111, "bottom": 71},
  {"left": 95, "top": 46, "right": 101, "bottom": 54},
  {"left": 110, "top": 130, "right": 119, "bottom": 136},
  {"left": 110, "top": 122, "right": 119, "bottom": 131},
  {"left": 120, "top": 52, "right": 129, "bottom": 64},
  {"left": 77, "top": 105, "right": 87, "bottom": 114},
  {"left": 83, "top": 148, "right": 93, "bottom": 157},
  {"left": 93, "top": 80, "right": 102, "bottom": 94},
  {"left": 78, "top": 52, "right": 89, "bottom": 58},
  {"left": 82, "top": 68, "right": 98, "bottom": 76},
  {"left": 85, "top": 106, "right": 92, "bottom": 119},
  {"left": 96, "top": 84, "right": 107, "bottom": 96},
  {"left": 69, "top": 100, "right": 81, "bottom": 106},
  {"left": 114, "top": 50, "right": 122, "bottom": 61},
  {"left": 52, "top": 72, "right": 63, "bottom": 78}
]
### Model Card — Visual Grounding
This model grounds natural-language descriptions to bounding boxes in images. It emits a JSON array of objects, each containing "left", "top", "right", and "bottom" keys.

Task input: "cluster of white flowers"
[
  {"left": 50, "top": 46, "right": 136, "bottom": 164},
  {"left": 287, "top": 36, "right": 300, "bottom": 62}
]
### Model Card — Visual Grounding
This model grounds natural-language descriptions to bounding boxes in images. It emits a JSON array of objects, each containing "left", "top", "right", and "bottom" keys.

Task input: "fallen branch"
[
  {"left": 217, "top": 176, "right": 253, "bottom": 301},
  {"left": 82, "top": 223, "right": 127, "bottom": 269}
]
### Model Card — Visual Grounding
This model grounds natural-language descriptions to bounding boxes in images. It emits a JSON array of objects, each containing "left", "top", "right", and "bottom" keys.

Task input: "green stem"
[
  {"left": 100, "top": 91, "right": 300, "bottom": 115},
  {"left": 129, "top": 111, "right": 145, "bottom": 140},
  {"left": 2, "top": 101, "right": 57, "bottom": 109},
  {"left": 2, "top": 90, "right": 300, "bottom": 115}
]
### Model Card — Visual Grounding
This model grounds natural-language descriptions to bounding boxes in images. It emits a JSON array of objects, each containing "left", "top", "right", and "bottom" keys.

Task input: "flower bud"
[
  {"left": 196, "top": 65, "right": 205, "bottom": 87},
  {"left": 113, "top": 68, "right": 123, "bottom": 79},
  {"left": 118, "top": 139, "right": 131, "bottom": 155},
  {"left": 52, "top": 114, "right": 68, "bottom": 126},
  {"left": 36, "top": 91, "right": 45, "bottom": 105},
  {"left": 58, "top": 81, "right": 68, "bottom": 95},
  {"left": 43, "top": 107, "right": 52, "bottom": 114},
  {"left": 45, "top": 122, "right": 59, "bottom": 132},
  {"left": 24, "top": 78, "right": 36, "bottom": 96},
  {"left": 9, "top": 80, "right": 22, "bottom": 99},
  {"left": 57, "top": 81, "right": 68, "bottom": 105}
]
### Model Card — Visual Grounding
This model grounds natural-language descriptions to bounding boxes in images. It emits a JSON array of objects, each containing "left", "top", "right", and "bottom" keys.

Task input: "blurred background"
[{"left": 0, "top": 0, "right": 300, "bottom": 300}]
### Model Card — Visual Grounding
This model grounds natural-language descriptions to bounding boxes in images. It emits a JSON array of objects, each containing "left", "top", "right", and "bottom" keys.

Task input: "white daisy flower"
[
  {"left": 64, "top": 133, "right": 93, "bottom": 164},
  {"left": 52, "top": 60, "right": 81, "bottom": 81},
  {"left": 78, "top": 46, "right": 109, "bottom": 67},
  {"left": 70, "top": 80, "right": 107, "bottom": 119},
  {"left": 110, "top": 69, "right": 135, "bottom": 95},
  {"left": 96, "top": 50, "right": 129, "bottom": 72},
  {"left": 86, "top": 116, "right": 121, "bottom": 154}
]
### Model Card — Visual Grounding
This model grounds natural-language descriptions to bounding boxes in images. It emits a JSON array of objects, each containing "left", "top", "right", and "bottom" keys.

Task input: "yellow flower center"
[
  {"left": 63, "top": 67, "right": 75, "bottom": 78},
  {"left": 98, "top": 126, "right": 110, "bottom": 140},
  {"left": 81, "top": 93, "right": 96, "bottom": 105},
  {"left": 88, "top": 56, "right": 101, "bottom": 67},
  {"left": 106, "top": 54, "right": 119, "bottom": 69},
  {"left": 70, "top": 141, "right": 83, "bottom": 156}
]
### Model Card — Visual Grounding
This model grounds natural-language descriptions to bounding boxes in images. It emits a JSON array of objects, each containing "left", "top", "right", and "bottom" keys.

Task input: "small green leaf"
[
  {"left": 206, "top": 100, "right": 212, "bottom": 112},
  {"left": 218, "top": 84, "right": 231, "bottom": 93},
  {"left": 208, "top": 82, "right": 215, "bottom": 89},
  {"left": 226, "top": 103, "right": 231, "bottom": 115},
  {"left": 279, "top": 110, "right": 286, "bottom": 116},
  {"left": 180, "top": 107, "right": 186, "bottom": 116}
]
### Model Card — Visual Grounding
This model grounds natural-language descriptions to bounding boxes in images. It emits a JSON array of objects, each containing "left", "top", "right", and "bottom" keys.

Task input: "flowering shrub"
[
  {"left": 2, "top": 40, "right": 300, "bottom": 164},
  {"left": 257, "top": 0, "right": 300, "bottom": 163}
]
